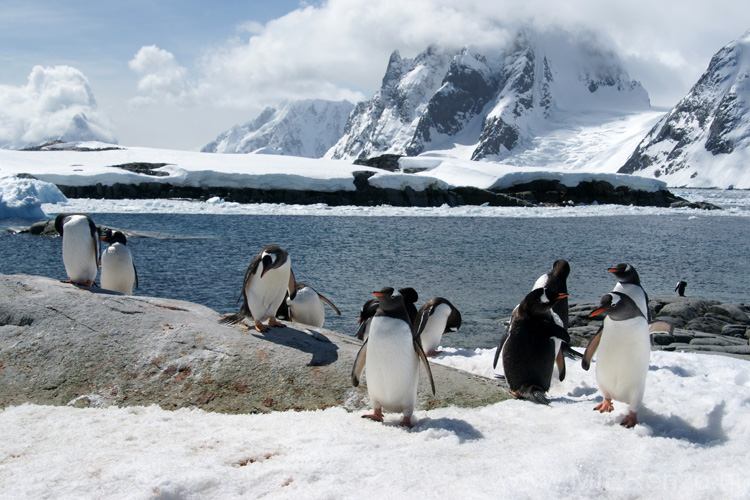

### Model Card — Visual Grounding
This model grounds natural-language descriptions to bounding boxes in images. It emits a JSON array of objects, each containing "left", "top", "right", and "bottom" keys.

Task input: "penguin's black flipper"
[
  {"left": 493, "top": 327, "right": 509, "bottom": 369},
  {"left": 355, "top": 318, "right": 370, "bottom": 340},
  {"left": 582, "top": 326, "right": 603, "bottom": 371},
  {"left": 318, "top": 292, "right": 341, "bottom": 316},
  {"left": 556, "top": 347, "right": 567, "bottom": 382},
  {"left": 288, "top": 268, "right": 297, "bottom": 300},
  {"left": 414, "top": 338, "right": 435, "bottom": 395},
  {"left": 351, "top": 340, "right": 368, "bottom": 387}
]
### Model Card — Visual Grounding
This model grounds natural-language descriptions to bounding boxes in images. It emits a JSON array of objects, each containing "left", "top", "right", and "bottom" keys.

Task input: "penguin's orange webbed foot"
[
  {"left": 620, "top": 411, "right": 638, "bottom": 428},
  {"left": 399, "top": 416, "right": 414, "bottom": 428},
  {"left": 268, "top": 317, "right": 285, "bottom": 328},
  {"left": 426, "top": 350, "right": 442, "bottom": 357},
  {"left": 362, "top": 408, "right": 384, "bottom": 422},
  {"left": 254, "top": 321, "right": 268, "bottom": 332},
  {"left": 594, "top": 398, "right": 614, "bottom": 413}
]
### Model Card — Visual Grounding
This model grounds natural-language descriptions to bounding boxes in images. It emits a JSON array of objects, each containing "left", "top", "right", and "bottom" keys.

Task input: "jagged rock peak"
[{"left": 618, "top": 30, "right": 750, "bottom": 188}]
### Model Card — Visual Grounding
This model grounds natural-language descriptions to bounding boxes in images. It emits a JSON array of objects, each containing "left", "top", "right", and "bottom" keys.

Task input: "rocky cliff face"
[
  {"left": 327, "top": 27, "right": 650, "bottom": 161},
  {"left": 202, "top": 99, "right": 354, "bottom": 158},
  {"left": 619, "top": 31, "right": 750, "bottom": 188}
]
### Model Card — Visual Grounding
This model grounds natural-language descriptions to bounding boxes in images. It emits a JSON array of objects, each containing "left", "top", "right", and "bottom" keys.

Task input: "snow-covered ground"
[{"left": 1, "top": 349, "right": 748, "bottom": 498}]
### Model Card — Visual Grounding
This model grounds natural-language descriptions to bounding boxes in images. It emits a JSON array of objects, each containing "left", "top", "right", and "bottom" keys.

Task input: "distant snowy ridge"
[
  {"left": 619, "top": 31, "right": 750, "bottom": 189},
  {"left": 326, "top": 27, "right": 651, "bottom": 164},
  {"left": 201, "top": 99, "right": 354, "bottom": 158}
]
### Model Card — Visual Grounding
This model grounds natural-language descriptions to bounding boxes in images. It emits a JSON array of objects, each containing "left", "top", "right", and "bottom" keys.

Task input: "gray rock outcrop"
[{"left": 0, "top": 274, "right": 508, "bottom": 413}]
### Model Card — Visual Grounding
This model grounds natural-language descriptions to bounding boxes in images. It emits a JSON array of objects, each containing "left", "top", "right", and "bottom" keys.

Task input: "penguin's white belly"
[
  {"left": 246, "top": 262, "right": 290, "bottom": 321},
  {"left": 614, "top": 283, "right": 648, "bottom": 319},
  {"left": 420, "top": 303, "right": 452, "bottom": 353},
  {"left": 366, "top": 316, "right": 419, "bottom": 414},
  {"left": 100, "top": 244, "right": 136, "bottom": 295},
  {"left": 596, "top": 316, "right": 650, "bottom": 411},
  {"left": 288, "top": 287, "right": 325, "bottom": 327},
  {"left": 62, "top": 217, "right": 98, "bottom": 284}
]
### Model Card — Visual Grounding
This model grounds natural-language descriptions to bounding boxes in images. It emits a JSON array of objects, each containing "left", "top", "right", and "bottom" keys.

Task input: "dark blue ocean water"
[{"left": 2, "top": 213, "right": 749, "bottom": 348}]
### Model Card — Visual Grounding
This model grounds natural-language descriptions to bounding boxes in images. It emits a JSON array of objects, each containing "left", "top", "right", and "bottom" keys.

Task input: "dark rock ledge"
[
  {"left": 0, "top": 273, "right": 508, "bottom": 413},
  {"left": 22, "top": 154, "right": 717, "bottom": 208},
  {"left": 565, "top": 296, "right": 750, "bottom": 359}
]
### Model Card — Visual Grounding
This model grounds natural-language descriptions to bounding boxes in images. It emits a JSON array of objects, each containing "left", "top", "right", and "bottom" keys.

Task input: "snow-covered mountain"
[
  {"left": 201, "top": 99, "right": 354, "bottom": 158},
  {"left": 618, "top": 31, "right": 750, "bottom": 188},
  {"left": 326, "top": 27, "right": 652, "bottom": 163}
]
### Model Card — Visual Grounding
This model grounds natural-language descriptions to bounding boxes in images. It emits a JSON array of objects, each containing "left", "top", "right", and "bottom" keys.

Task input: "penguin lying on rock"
[
  {"left": 413, "top": 297, "right": 462, "bottom": 356},
  {"left": 276, "top": 281, "right": 341, "bottom": 328}
]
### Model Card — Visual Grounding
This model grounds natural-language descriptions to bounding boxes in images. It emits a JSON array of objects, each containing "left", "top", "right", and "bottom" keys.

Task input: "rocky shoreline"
[{"left": 567, "top": 296, "right": 750, "bottom": 358}]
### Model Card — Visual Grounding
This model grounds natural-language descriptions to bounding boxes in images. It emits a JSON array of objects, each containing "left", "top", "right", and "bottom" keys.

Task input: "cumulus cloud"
[
  {"left": 0, "top": 66, "right": 117, "bottom": 149},
  {"left": 128, "top": 45, "right": 192, "bottom": 106}
]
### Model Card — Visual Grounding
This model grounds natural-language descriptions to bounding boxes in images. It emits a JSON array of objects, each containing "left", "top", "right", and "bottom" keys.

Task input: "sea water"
[{"left": 2, "top": 206, "right": 749, "bottom": 349}]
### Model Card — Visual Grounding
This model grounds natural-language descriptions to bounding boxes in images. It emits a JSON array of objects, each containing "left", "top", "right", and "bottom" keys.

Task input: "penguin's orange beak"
[
  {"left": 373, "top": 291, "right": 384, "bottom": 297},
  {"left": 607, "top": 268, "right": 618, "bottom": 273},
  {"left": 555, "top": 293, "right": 569, "bottom": 300},
  {"left": 589, "top": 307, "right": 608, "bottom": 317}
]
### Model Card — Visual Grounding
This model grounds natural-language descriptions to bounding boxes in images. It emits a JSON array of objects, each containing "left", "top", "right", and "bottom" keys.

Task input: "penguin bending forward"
[
  {"left": 582, "top": 292, "right": 651, "bottom": 428},
  {"left": 413, "top": 297, "right": 462, "bottom": 356},
  {"left": 222, "top": 245, "right": 296, "bottom": 332},
  {"left": 277, "top": 281, "right": 341, "bottom": 328},
  {"left": 352, "top": 287, "right": 435, "bottom": 428},
  {"left": 532, "top": 259, "right": 582, "bottom": 360},
  {"left": 100, "top": 229, "right": 138, "bottom": 295},
  {"left": 54, "top": 213, "right": 100, "bottom": 286},
  {"left": 493, "top": 287, "right": 570, "bottom": 404}
]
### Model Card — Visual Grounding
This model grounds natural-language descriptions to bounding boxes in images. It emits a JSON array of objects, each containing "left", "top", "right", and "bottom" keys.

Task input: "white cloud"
[
  {"left": 128, "top": 45, "right": 192, "bottom": 106},
  {"left": 0, "top": 65, "right": 116, "bottom": 148}
]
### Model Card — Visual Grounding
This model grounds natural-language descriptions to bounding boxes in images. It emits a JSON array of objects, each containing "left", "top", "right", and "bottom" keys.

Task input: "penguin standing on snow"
[
  {"left": 582, "top": 291, "right": 651, "bottom": 428},
  {"left": 277, "top": 281, "right": 341, "bottom": 328},
  {"left": 351, "top": 287, "right": 435, "bottom": 428},
  {"left": 54, "top": 213, "right": 100, "bottom": 286},
  {"left": 413, "top": 297, "right": 462, "bottom": 356},
  {"left": 222, "top": 245, "right": 296, "bottom": 332},
  {"left": 492, "top": 287, "right": 571, "bottom": 404},
  {"left": 100, "top": 229, "right": 138, "bottom": 295},
  {"left": 355, "top": 287, "right": 418, "bottom": 340}
]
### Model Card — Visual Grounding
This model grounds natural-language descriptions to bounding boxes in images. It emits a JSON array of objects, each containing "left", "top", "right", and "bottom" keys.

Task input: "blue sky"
[{"left": 1, "top": 0, "right": 749, "bottom": 150}]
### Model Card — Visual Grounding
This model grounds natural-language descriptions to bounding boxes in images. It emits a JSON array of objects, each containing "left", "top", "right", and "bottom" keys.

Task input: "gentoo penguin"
[
  {"left": 54, "top": 213, "right": 100, "bottom": 286},
  {"left": 582, "top": 292, "right": 651, "bottom": 428},
  {"left": 99, "top": 229, "right": 138, "bottom": 295},
  {"left": 355, "top": 287, "right": 418, "bottom": 340},
  {"left": 277, "top": 281, "right": 341, "bottom": 328},
  {"left": 608, "top": 263, "right": 650, "bottom": 321},
  {"left": 675, "top": 280, "right": 687, "bottom": 297},
  {"left": 413, "top": 297, "right": 462, "bottom": 356},
  {"left": 351, "top": 287, "right": 435, "bottom": 428},
  {"left": 492, "top": 287, "right": 570, "bottom": 404},
  {"left": 222, "top": 245, "right": 296, "bottom": 332}
]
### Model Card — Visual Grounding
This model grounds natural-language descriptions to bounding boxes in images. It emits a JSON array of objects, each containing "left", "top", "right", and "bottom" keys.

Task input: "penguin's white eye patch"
[
  {"left": 391, "top": 290, "right": 402, "bottom": 299},
  {"left": 625, "top": 264, "right": 632, "bottom": 272},
  {"left": 540, "top": 289, "right": 550, "bottom": 303},
  {"left": 610, "top": 293, "right": 621, "bottom": 306},
  {"left": 262, "top": 251, "right": 278, "bottom": 264}
]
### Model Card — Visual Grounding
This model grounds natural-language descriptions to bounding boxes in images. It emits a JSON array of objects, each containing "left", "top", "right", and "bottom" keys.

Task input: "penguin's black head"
[
  {"left": 551, "top": 259, "right": 570, "bottom": 280},
  {"left": 101, "top": 229, "right": 127, "bottom": 245},
  {"left": 589, "top": 292, "right": 643, "bottom": 321},
  {"left": 260, "top": 246, "right": 288, "bottom": 277},
  {"left": 608, "top": 263, "right": 640, "bottom": 285},
  {"left": 373, "top": 286, "right": 406, "bottom": 309},
  {"left": 399, "top": 287, "right": 419, "bottom": 305},
  {"left": 520, "top": 287, "right": 568, "bottom": 317}
]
